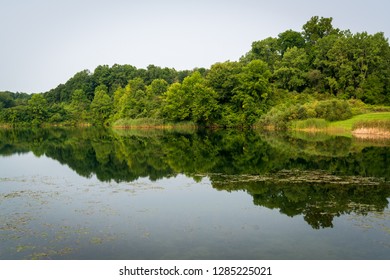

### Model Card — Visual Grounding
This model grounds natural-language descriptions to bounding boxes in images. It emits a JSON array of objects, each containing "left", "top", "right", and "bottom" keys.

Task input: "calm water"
[{"left": 0, "top": 128, "right": 389, "bottom": 259}]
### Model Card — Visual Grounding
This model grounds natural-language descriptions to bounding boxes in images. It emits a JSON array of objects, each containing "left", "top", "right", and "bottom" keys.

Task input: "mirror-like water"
[{"left": 0, "top": 128, "right": 389, "bottom": 259}]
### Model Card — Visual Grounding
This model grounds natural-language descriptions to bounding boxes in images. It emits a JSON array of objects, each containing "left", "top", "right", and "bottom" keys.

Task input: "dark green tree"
[
  {"left": 278, "top": 29, "right": 306, "bottom": 55},
  {"left": 232, "top": 60, "right": 272, "bottom": 125},
  {"left": 302, "top": 16, "right": 339, "bottom": 45},
  {"left": 273, "top": 47, "right": 309, "bottom": 91},
  {"left": 28, "top": 94, "right": 48, "bottom": 126},
  {"left": 241, "top": 37, "right": 281, "bottom": 70}
]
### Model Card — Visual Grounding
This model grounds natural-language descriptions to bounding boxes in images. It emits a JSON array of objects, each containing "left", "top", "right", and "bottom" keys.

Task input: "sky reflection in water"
[{"left": 0, "top": 128, "right": 389, "bottom": 259}]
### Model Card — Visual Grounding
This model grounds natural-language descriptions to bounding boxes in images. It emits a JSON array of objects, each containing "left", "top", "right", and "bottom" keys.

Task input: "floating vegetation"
[
  {"left": 1, "top": 127, "right": 390, "bottom": 259},
  {"left": 0, "top": 174, "right": 122, "bottom": 259},
  {"left": 30, "top": 247, "right": 74, "bottom": 260},
  {"left": 348, "top": 209, "right": 390, "bottom": 242},
  {"left": 208, "top": 170, "right": 388, "bottom": 186}
]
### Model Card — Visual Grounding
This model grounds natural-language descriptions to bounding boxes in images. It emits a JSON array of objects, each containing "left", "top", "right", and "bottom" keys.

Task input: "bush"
[
  {"left": 256, "top": 106, "right": 286, "bottom": 130},
  {"left": 314, "top": 99, "right": 352, "bottom": 121}
]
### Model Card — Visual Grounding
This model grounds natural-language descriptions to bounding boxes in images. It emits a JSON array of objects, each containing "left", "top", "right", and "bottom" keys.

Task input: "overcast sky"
[{"left": 1, "top": 0, "right": 389, "bottom": 93}]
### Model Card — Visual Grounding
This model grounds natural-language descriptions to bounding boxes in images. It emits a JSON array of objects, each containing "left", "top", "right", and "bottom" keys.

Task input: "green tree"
[
  {"left": 278, "top": 29, "right": 306, "bottom": 55},
  {"left": 28, "top": 94, "right": 48, "bottom": 126},
  {"left": 44, "top": 70, "right": 94, "bottom": 103},
  {"left": 241, "top": 37, "right": 281, "bottom": 70},
  {"left": 0, "top": 92, "right": 15, "bottom": 109},
  {"left": 114, "top": 78, "right": 148, "bottom": 119},
  {"left": 90, "top": 85, "right": 113, "bottom": 126},
  {"left": 232, "top": 60, "right": 271, "bottom": 125},
  {"left": 302, "top": 16, "right": 339, "bottom": 45},
  {"left": 145, "top": 79, "right": 169, "bottom": 118},
  {"left": 206, "top": 61, "right": 242, "bottom": 103},
  {"left": 162, "top": 83, "right": 191, "bottom": 121},
  {"left": 68, "top": 89, "right": 90, "bottom": 122},
  {"left": 273, "top": 47, "right": 309, "bottom": 91},
  {"left": 162, "top": 72, "right": 218, "bottom": 124},
  {"left": 182, "top": 72, "right": 219, "bottom": 125}
]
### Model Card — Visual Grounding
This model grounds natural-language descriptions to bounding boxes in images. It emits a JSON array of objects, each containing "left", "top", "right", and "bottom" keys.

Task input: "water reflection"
[
  {"left": 1, "top": 128, "right": 389, "bottom": 180},
  {"left": 1, "top": 127, "right": 390, "bottom": 259},
  {"left": 211, "top": 173, "right": 390, "bottom": 229},
  {"left": 0, "top": 127, "right": 389, "bottom": 232}
]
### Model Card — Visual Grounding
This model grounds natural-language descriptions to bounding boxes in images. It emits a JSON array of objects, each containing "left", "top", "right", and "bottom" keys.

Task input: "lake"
[{"left": 0, "top": 128, "right": 389, "bottom": 259}]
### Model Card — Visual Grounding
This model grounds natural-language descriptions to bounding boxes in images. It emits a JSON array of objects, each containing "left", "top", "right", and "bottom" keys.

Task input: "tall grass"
[
  {"left": 112, "top": 118, "right": 165, "bottom": 128},
  {"left": 112, "top": 118, "right": 197, "bottom": 133},
  {"left": 352, "top": 120, "right": 390, "bottom": 131},
  {"left": 292, "top": 118, "right": 328, "bottom": 130}
]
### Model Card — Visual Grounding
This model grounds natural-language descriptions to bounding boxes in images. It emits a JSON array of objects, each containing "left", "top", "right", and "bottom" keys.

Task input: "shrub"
[{"left": 314, "top": 99, "right": 352, "bottom": 121}]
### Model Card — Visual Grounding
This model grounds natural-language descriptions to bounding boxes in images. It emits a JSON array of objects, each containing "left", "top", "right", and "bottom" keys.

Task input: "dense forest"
[{"left": 1, "top": 16, "right": 389, "bottom": 128}]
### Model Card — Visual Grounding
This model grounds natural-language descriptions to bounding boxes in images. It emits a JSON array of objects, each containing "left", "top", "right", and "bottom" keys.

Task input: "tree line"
[{"left": 1, "top": 16, "right": 389, "bottom": 127}]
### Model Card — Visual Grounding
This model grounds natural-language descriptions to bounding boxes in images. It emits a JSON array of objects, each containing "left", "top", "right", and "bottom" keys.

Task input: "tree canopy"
[{"left": 1, "top": 16, "right": 389, "bottom": 128}]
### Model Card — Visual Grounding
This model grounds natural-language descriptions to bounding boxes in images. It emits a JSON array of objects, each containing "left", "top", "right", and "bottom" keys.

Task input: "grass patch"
[
  {"left": 290, "top": 112, "right": 390, "bottom": 138},
  {"left": 329, "top": 112, "right": 390, "bottom": 131}
]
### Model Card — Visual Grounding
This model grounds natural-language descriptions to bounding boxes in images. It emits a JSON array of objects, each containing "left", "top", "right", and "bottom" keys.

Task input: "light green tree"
[
  {"left": 68, "top": 89, "right": 90, "bottom": 122},
  {"left": 162, "top": 72, "right": 219, "bottom": 125},
  {"left": 90, "top": 85, "right": 113, "bottom": 126}
]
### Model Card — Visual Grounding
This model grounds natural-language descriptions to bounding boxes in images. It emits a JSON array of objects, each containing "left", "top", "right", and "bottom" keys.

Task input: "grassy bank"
[
  {"left": 329, "top": 112, "right": 390, "bottom": 131},
  {"left": 291, "top": 112, "right": 390, "bottom": 136}
]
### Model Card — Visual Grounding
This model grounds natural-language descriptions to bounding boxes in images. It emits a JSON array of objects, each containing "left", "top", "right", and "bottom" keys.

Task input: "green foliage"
[
  {"left": 161, "top": 83, "right": 190, "bottom": 121},
  {"left": 28, "top": 94, "right": 48, "bottom": 126},
  {"left": 112, "top": 118, "right": 165, "bottom": 128},
  {"left": 232, "top": 60, "right": 271, "bottom": 125},
  {"left": 302, "top": 16, "right": 339, "bottom": 44},
  {"left": 44, "top": 70, "right": 95, "bottom": 103},
  {"left": 2, "top": 16, "right": 390, "bottom": 128},
  {"left": 206, "top": 61, "right": 242, "bottom": 103},
  {"left": 90, "top": 85, "right": 112, "bottom": 126},
  {"left": 293, "top": 118, "right": 328, "bottom": 130},
  {"left": 257, "top": 98, "right": 352, "bottom": 129},
  {"left": 241, "top": 37, "right": 281, "bottom": 70},
  {"left": 329, "top": 112, "right": 390, "bottom": 131},
  {"left": 273, "top": 47, "right": 309, "bottom": 91},
  {"left": 313, "top": 99, "right": 352, "bottom": 121},
  {"left": 162, "top": 72, "right": 219, "bottom": 125},
  {"left": 1, "top": 128, "right": 389, "bottom": 231},
  {"left": 0, "top": 92, "right": 15, "bottom": 108},
  {"left": 352, "top": 119, "right": 390, "bottom": 131},
  {"left": 187, "top": 73, "right": 219, "bottom": 124},
  {"left": 67, "top": 89, "right": 90, "bottom": 123},
  {"left": 278, "top": 29, "right": 306, "bottom": 55}
]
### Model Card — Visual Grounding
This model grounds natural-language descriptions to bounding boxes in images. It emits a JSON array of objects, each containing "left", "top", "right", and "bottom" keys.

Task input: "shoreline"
[
  {"left": 291, "top": 126, "right": 390, "bottom": 139},
  {"left": 352, "top": 128, "right": 390, "bottom": 139}
]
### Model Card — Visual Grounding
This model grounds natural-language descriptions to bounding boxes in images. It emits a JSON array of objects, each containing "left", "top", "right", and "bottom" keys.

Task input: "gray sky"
[{"left": 1, "top": 0, "right": 389, "bottom": 93}]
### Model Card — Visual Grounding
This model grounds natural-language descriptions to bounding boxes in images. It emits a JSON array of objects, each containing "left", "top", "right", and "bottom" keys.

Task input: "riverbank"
[{"left": 291, "top": 112, "right": 390, "bottom": 138}]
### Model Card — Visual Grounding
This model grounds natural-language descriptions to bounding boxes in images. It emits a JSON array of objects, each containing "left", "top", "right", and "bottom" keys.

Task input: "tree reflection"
[
  {"left": 0, "top": 127, "right": 389, "bottom": 229},
  {"left": 211, "top": 176, "right": 390, "bottom": 229}
]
